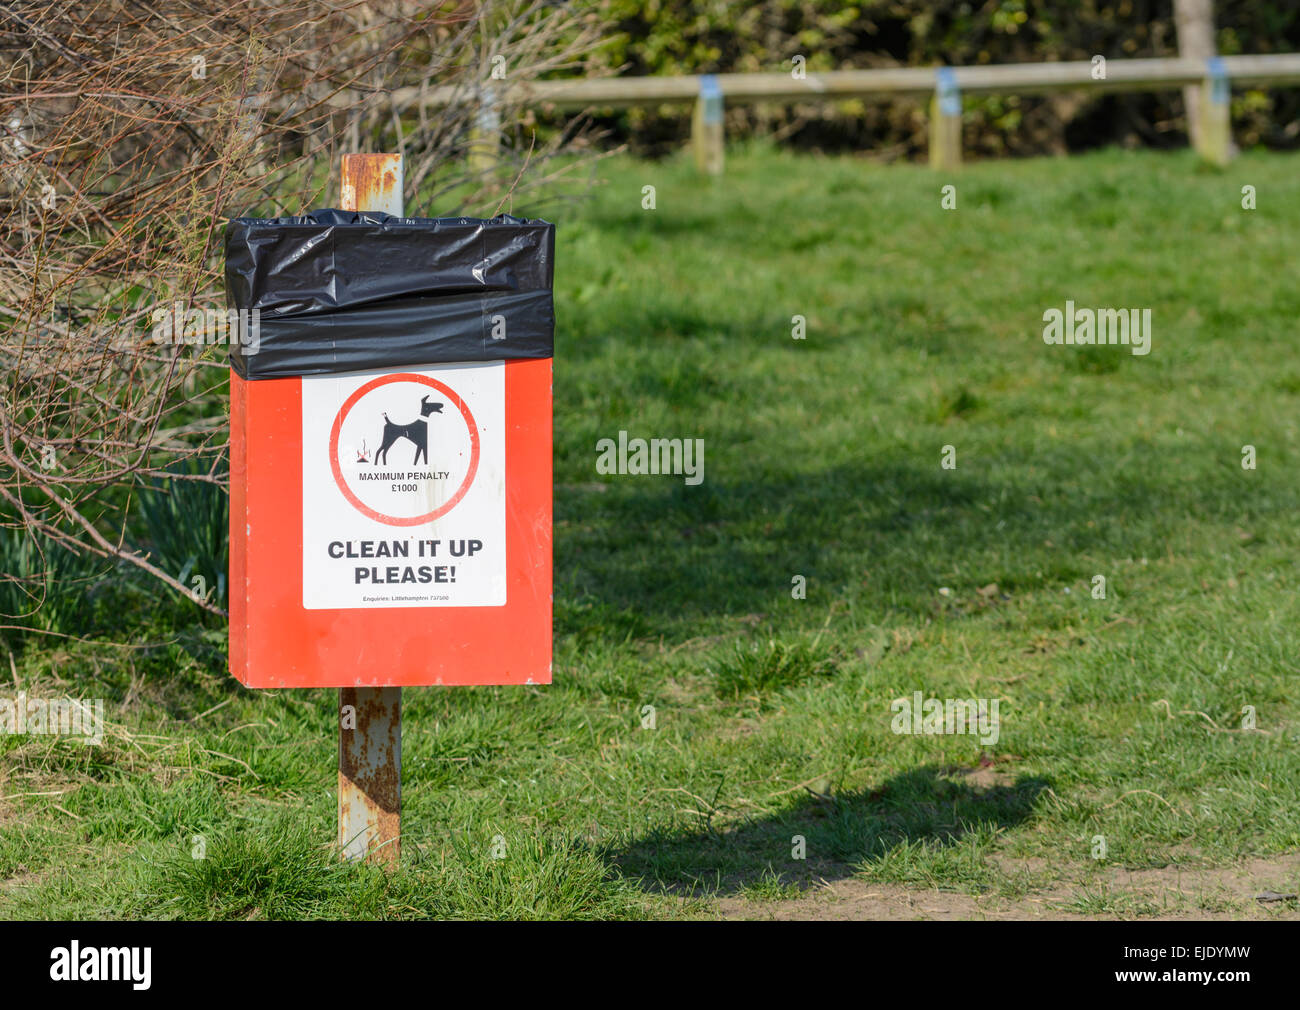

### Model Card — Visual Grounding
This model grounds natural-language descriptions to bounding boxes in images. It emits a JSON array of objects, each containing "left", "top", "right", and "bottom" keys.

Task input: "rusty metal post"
[
  {"left": 339, "top": 686, "right": 401, "bottom": 864},
  {"left": 338, "top": 152, "right": 404, "bottom": 867}
]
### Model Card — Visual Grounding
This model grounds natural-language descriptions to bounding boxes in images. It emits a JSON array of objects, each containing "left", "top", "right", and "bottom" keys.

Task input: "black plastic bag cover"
[{"left": 225, "top": 210, "right": 554, "bottom": 379}]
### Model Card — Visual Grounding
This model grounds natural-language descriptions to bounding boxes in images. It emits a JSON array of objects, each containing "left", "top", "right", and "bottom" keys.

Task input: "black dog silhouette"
[{"left": 375, "top": 395, "right": 443, "bottom": 466}]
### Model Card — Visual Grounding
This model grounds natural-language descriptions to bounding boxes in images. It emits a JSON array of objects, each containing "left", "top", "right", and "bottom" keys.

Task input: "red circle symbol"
[{"left": 328, "top": 373, "right": 480, "bottom": 527}]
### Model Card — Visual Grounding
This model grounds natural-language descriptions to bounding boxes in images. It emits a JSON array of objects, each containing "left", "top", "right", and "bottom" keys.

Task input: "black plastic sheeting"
[{"left": 224, "top": 210, "right": 554, "bottom": 379}]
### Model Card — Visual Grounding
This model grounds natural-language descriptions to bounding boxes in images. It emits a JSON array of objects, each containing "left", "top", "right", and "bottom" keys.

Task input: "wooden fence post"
[
  {"left": 692, "top": 74, "right": 725, "bottom": 175},
  {"left": 469, "top": 83, "right": 500, "bottom": 178},
  {"left": 1197, "top": 57, "right": 1232, "bottom": 166},
  {"left": 1175, "top": 0, "right": 1217, "bottom": 151},
  {"left": 930, "top": 67, "right": 962, "bottom": 171}
]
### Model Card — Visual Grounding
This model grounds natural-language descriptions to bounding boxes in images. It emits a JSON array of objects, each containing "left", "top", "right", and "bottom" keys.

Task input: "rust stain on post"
[
  {"left": 338, "top": 153, "right": 404, "bottom": 867},
  {"left": 341, "top": 153, "right": 403, "bottom": 216},
  {"left": 339, "top": 686, "right": 401, "bottom": 866}
]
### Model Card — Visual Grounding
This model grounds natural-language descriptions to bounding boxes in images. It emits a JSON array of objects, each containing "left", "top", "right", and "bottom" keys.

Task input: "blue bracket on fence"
[
  {"left": 699, "top": 74, "right": 724, "bottom": 124},
  {"left": 936, "top": 67, "right": 961, "bottom": 116},
  {"left": 1207, "top": 57, "right": 1230, "bottom": 105}
]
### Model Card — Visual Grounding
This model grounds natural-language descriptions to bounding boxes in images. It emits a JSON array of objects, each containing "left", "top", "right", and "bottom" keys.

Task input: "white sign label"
[{"left": 301, "top": 361, "right": 506, "bottom": 609}]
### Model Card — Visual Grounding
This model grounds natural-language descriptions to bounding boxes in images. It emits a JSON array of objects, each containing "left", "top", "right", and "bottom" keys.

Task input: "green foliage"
[
  {"left": 0, "top": 454, "right": 228, "bottom": 642},
  {"left": 130, "top": 815, "right": 643, "bottom": 920},
  {"left": 0, "top": 526, "right": 115, "bottom": 637},
  {"left": 141, "top": 815, "right": 357, "bottom": 920},
  {"left": 710, "top": 639, "right": 839, "bottom": 699},
  {"left": 133, "top": 456, "right": 228, "bottom": 608},
  {"left": 578, "top": 1, "right": 1300, "bottom": 156}
]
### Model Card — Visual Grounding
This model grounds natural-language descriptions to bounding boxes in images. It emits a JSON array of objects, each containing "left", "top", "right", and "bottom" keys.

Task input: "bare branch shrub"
[{"left": 0, "top": 1, "right": 607, "bottom": 620}]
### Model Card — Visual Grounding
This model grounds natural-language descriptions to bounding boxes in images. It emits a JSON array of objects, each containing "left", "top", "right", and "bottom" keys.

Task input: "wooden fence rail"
[{"left": 370, "top": 52, "right": 1300, "bottom": 173}]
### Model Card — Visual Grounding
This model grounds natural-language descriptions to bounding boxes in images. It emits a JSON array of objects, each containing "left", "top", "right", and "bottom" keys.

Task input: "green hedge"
[{"left": 576, "top": 1, "right": 1300, "bottom": 157}]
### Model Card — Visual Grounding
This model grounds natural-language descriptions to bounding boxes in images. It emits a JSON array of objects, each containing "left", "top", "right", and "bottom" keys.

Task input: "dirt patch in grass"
[{"left": 714, "top": 853, "right": 1300, "bottom": 920}]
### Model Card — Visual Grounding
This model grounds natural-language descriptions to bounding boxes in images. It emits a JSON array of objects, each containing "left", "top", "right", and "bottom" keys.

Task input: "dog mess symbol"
[{"left": 328, "top": 373, "right": 480, "bottom": 527}]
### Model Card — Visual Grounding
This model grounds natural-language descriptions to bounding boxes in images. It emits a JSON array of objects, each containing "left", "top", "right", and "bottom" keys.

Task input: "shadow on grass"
[
  {"left": 556, "top": 435, "right": 1280, "bottom": 631},
  {"left": 610, "top": 765, "right": 1050, "bottom": 897}
]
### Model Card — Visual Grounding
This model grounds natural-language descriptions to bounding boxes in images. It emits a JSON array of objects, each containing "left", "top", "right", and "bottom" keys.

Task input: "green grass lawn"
[{"left": 2, "top": 144, "right": 1299, "bottom": 919}]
